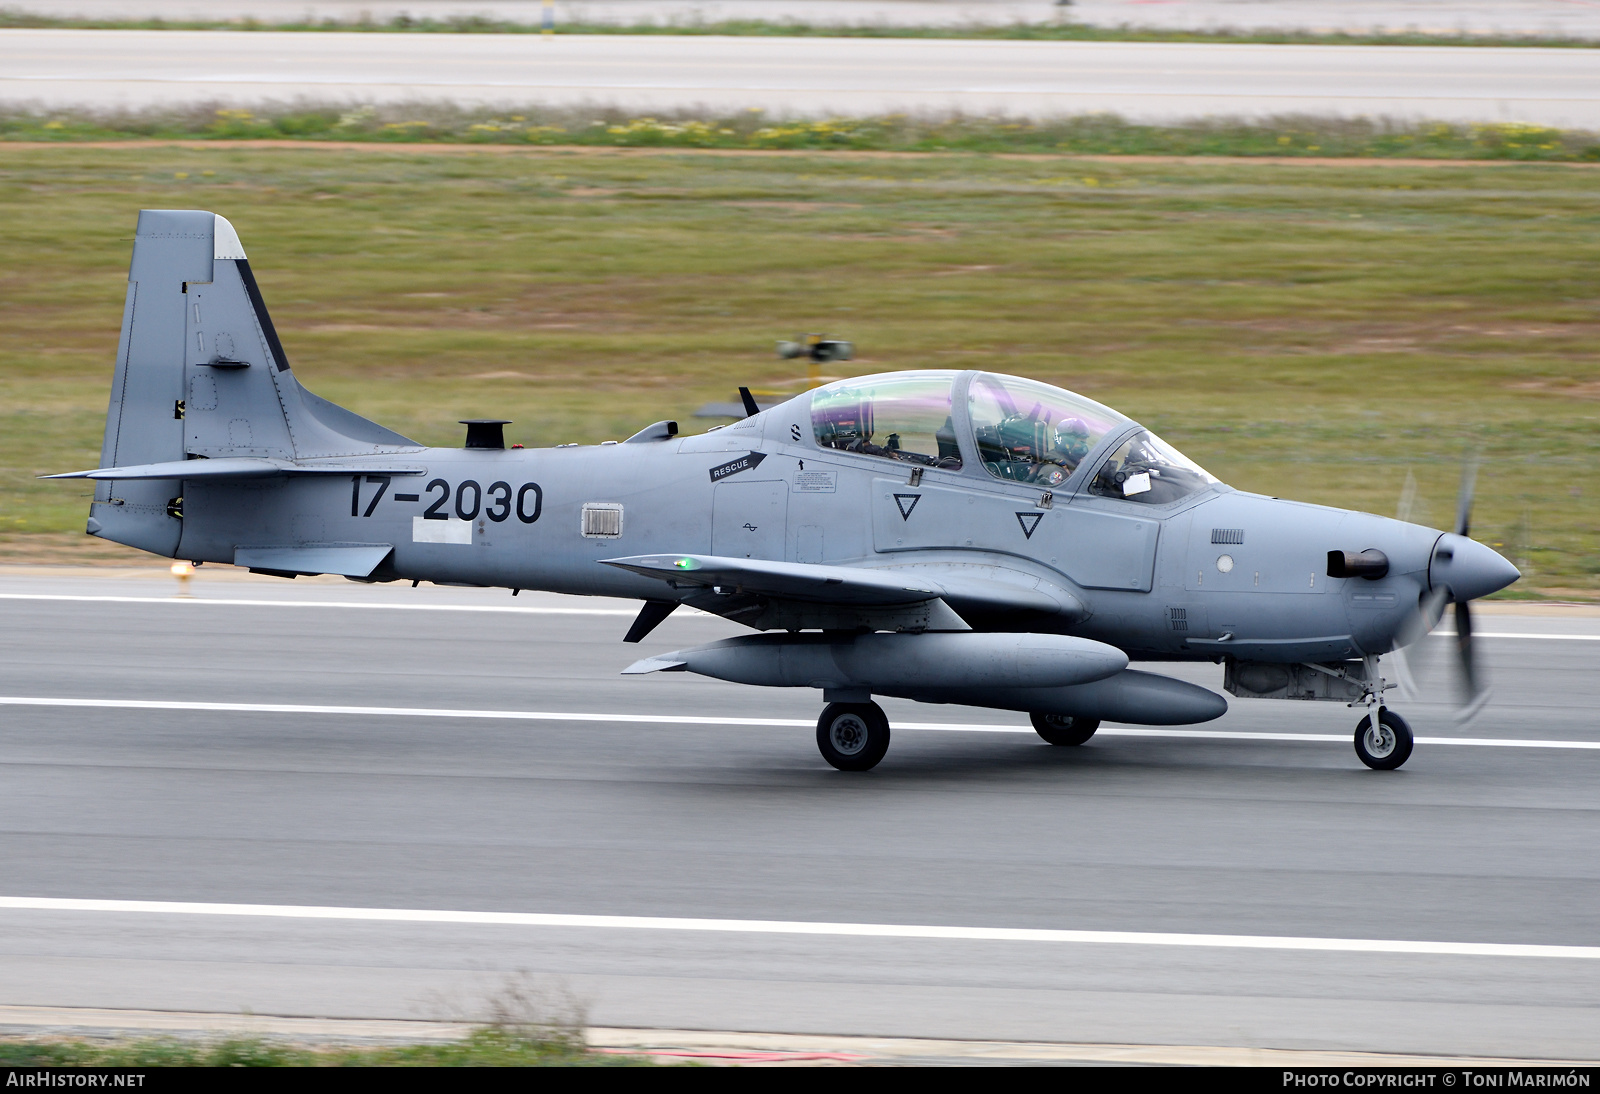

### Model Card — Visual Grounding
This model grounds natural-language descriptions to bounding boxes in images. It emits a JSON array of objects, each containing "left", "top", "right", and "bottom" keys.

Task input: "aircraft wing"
[
  {"left": 601, "top": 554, "right": 1078, "bottom": 617},
  {"left": 602, "top": 554, "right": 943, "bottom": 606},
  {"left": 43, "top": 458, "right": 427, "bottom": 480}
]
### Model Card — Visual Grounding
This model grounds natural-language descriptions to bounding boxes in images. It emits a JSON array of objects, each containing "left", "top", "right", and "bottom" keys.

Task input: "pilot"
[{"left": 1053, "top": 417, "right": 1092, "bottom": 469}]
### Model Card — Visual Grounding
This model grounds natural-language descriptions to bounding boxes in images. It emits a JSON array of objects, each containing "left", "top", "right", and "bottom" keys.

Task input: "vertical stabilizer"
[
  {"left": 90, "top": 210, "right": 418, "bottom": 558},
  {"left": 93, "top": 210, "right": 215, "bottom": 556}
]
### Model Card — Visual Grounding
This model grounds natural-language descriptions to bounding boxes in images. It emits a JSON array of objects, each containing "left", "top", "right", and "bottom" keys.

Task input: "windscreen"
[{"left": 1087, "top": 429, "right": 1218, "bottom": 504}]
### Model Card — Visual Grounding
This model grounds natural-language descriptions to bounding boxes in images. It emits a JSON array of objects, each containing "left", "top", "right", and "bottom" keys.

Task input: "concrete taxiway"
[
  {"left": 3, "top": 29, "right": 1598, "bottom": 125},
  {"left": 0, "top": 567, "right": 1596, "bottom": 1059}
]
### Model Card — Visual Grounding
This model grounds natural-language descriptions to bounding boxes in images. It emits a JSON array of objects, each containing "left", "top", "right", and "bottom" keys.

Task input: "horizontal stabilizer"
[
  {"left": 46, "top": 458, "right": 427, "bottom": 481},
  {"left": 233, "top": 543, "right": 393, "bottom": 578},
  {"left": 601, "top": 553, "right": 1077, "bottom": 617}
]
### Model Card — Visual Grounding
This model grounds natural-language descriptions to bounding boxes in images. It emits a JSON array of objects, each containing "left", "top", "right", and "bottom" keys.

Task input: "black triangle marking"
[
  {"left": 894, "top": 493, "right": 921, "bottom": 521},
  {"left": 1016, "top": 511, "right": 1044, "bottom": 539}
]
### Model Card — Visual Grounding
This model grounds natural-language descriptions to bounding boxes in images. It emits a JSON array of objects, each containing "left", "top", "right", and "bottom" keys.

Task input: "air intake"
[
  {"left": 1211, "top": 528, "right": 1245, "bottom": 545},
  {"left": 582, "top": 504, "right": 624, "bottom": 538}
]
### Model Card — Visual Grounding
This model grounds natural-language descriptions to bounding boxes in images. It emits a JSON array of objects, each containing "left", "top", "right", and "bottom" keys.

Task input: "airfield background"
[{"left": 1, "top": 144, "right": 1595, "bottom": 597}]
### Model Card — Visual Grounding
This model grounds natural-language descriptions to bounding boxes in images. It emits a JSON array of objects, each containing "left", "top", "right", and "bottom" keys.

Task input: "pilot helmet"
[{"left": 1055, "top": 417, "right": 1091, "bottom": 460}]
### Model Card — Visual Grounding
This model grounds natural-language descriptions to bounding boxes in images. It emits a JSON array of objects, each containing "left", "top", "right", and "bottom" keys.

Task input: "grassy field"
[
  {"left": 0, "top": 144, "right": 1595, "bottom": 594},
  {"left": 0, "top": 1031, "right": 608, "bottom": 1066},
  {"left": 6, "top": 106, "right": 1598, "bottom": 163},
  {"left": 0, "top": 1029, "right": 647, "bottom": 1066}
]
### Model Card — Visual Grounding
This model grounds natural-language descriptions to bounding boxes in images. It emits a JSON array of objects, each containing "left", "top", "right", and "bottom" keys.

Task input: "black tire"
[
  {"left": 1354, "top": 709, "right": 1414, "bottom": 770},
  {"left": 1030, "top": 711, "right": 1100, "bottom": 746},
  {"left": 816, "top": 702, "right": 891, "bottom": 772}
]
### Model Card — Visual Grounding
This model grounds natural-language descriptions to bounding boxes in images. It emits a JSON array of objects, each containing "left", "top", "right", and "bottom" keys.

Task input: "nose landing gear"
[
  {"left": 1352, "top": 654, "right": 1413, "bottom": 770},
  {"left": 1354, "top": 708, "right": 1414, "bottom": 770}
]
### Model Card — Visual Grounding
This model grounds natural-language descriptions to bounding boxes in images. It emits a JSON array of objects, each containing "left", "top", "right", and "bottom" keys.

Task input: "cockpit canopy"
[
  {"left": 810, "top": 370, "right": 1218, "bottom": 504},
  {"left": 1085, "top": 428, "right": 1217, "bottom": 505},
  {"left": 811, "top": 371, "right": 964, "bottom": 470},
  {"left": 966, "top": 372, "right": 1126, "bottom": 487}
]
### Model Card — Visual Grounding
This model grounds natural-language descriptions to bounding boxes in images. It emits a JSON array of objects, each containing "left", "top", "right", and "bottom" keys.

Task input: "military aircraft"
[{"left": 50, "top": 210, "right": 1521, "bottom": 772}]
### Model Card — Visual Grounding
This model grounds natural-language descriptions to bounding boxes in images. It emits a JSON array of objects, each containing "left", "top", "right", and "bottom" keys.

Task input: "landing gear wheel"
[
  {"left": 1354, "top": 709, "right": 1414, "bottom": 771},
  {"left": 816, "top": 702, "right": 891, "bottom": 772},
  {"left": 1030, "top": 712, "right": 1100, "bottom": 746}
]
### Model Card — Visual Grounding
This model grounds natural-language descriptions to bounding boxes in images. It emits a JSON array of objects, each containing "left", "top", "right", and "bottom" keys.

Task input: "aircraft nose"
[{"left": 1430, "top": 533, "right": 1520, "bottom": 602}]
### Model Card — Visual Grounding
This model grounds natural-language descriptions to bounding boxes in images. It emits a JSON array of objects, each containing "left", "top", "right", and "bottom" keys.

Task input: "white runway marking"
[
  {"left": 1433, "top": 631, "right": 1600, "bottom": 641},
  {"left": 2, "top": 594, "right": 1594, "bottom": 640},
  {"left": 3, "top": 696, "right": 1598, "bottom": 750},
  {"left": 0, "top": 895, "right": 1593, "bottom": 961},
  {"left": 0, "top": 593, "right": 659, "bottom": 617}
]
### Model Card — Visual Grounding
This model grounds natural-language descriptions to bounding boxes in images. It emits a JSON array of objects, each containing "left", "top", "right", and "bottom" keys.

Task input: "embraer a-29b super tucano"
[{"left": 52, "top": 211, "right": 1522, "bottom": 771}]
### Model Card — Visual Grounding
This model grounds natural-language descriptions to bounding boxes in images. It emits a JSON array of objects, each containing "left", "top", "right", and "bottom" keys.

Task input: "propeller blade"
[
  {"left": 1455, "top": 456, "right": 1478, "bottom": 538},
  {"left": 1453, "top": 599, "right": 1476, "bottom": 693},
  {"left": 1392, "top": 585, "right": 1449, "bottom": 700},
  {"left": 1390, "top": 643, "right": 1419, "bottom": 701},
  {"left": 1396, "top": 585, "right": 1450, "bottom": 650},
  {"left": 1430, "top": 589, "right": 1451, "bottom": 635},
  {"left": 1397, "top": 469, "right": 1417, "bottom": 524},
  {"left": 1453, "top": 598, "right": 1490, "bottom": 723}
]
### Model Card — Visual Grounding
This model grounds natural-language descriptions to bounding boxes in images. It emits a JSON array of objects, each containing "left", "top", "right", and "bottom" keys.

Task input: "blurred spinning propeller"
[{"left": 1392, "top": 459, "right": 1507, "bottom": 722}]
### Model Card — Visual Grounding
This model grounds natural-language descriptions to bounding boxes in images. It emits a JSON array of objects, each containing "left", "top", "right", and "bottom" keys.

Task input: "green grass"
[
  {"left": 0, "top": 1028, "right": 649, "bottom": 1066},
  {"left": 6, "top": 106, "right": 1600, "bottom": 164},
  {"left": 2, "top": 10, "right": 1597, "bottom": 49},
  {"left": 1, "top": 144, "right": 1596, "bottom": 593}
]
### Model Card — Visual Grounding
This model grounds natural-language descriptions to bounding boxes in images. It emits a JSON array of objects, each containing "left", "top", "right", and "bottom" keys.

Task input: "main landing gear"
[
  {"left": 1030, "top": 712, "right": 1100, "bottom": 746},
  {"left": 815, "top": 702, "right": 1105, "bottom": 770},
  {"left": 817, "top": 701, "right": 892, "bottom": 771}
]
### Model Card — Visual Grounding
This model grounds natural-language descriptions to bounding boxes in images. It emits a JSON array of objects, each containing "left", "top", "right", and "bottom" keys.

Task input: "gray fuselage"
[{"left": 174, "top": 378, "right": 1460, "bottom": 666}]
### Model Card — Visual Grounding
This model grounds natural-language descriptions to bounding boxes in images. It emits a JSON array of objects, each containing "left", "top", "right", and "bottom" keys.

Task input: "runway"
[
  {"left": 4, "top": 29, "right": 1600, "bottom": 125},
  {"left": 0, "top": 567, "right": 1596, "bottom": 1057}
]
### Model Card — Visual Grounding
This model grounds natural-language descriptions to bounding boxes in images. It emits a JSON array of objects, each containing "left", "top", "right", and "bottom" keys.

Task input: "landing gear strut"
[{"left": 816, "top": 701, "right": 891, "bottom": 771}]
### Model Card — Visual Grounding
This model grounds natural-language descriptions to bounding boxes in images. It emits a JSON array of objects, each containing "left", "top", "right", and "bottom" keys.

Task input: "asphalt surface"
[
  {"left": 4, "top": 30, "right": 1599, "bottom": 125},
  {"left": 0, "top": 568, "right": 1596, "bottom": 1057}
]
